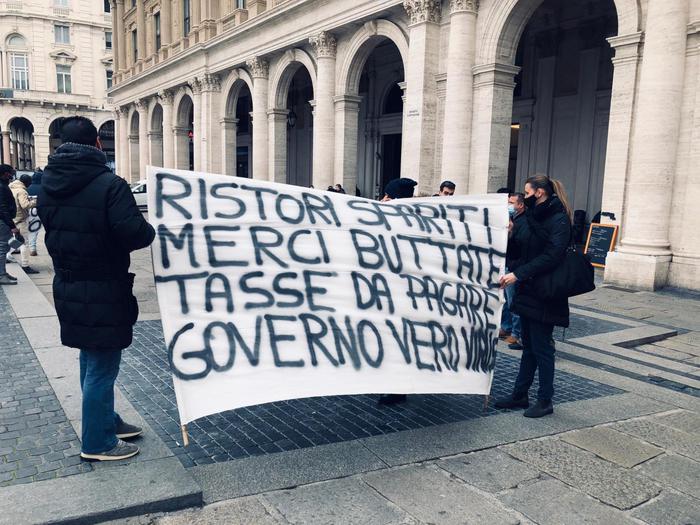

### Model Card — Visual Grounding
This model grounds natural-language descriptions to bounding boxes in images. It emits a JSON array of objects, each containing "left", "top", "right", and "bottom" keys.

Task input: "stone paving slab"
[
  {"left": 190, "top": 440, "right": 387, "bottom": 503},
  {"left": 0, "top": 457, "right": 202, "bottom": 525},
  {"left": 571, "top": 325, "right": 678, "bottom": 347},
  {"left": 637, "top": 453, "right": 700, "bottom": 500},
  {"left": 561, "top": 426, "right": 663, "bottom": 468},
  {"left": 362, "top": 464, "right": 521, "bottom": 525},
  {"left": 614, "top": 418, "right": 700, "bottom": 461},
  {"left": 637, "top": 343, "right": 698, "bottom": 362},
  {"left": 503, "top": 437, "right": 661, "bottom": 509},
  {"left": 654, "top": 337, "right": 700, "bottom": 358},
  {"left": 262, "top": 477, "right": 418, "bottom": 525},
  {"left": 652, "top": 409, "right": 700, "bottom": 434},
  {"left": 154, "top": 496, "right": 281, "bottom": 525},
  {"left": 631, "top": 491, "right": 700, "bottom": 525},
  {"left": 437, "top": 448, "right": 541, "bottom": 493},
  {"left": 499, "top": 478, "right": 635, "bottom": 524}
]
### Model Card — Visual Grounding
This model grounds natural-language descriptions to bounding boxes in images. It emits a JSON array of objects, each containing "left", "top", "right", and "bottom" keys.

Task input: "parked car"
[{"left": 131, "top": 180, "right": 147, "bottom": 209}]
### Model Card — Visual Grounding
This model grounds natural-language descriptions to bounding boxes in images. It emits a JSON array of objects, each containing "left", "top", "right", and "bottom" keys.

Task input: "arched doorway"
[
  {"left": 508, "top": 0, "right": 617, "bottom": 241},
  {"left": 149, "top": 105, "right": 163, "bottom": 168},
  {"left": 175, "top": 95, "right": 194, "bottom": 170},
  {"left": 286, "top": 67, "right": 313, "bottom": 187},
  {"left": 129, "top": 111, "right": 140, "bottom": 181},
  {"left": 222, "top": 78, "right": 253, "bottom": 177},
  {"left": 98, "top": 120, "right": 116, "bottom": 170},
  {"left": 9, "top": 117, "right": 34, "bottom": 170},
  {"left": 356, "top": 40, "right": 405, "bottom": 199}
]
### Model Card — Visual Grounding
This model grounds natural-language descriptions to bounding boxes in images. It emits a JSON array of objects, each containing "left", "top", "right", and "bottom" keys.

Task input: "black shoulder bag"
[{"left": 525, "top": 216, "right": 595, "bottom": 300}]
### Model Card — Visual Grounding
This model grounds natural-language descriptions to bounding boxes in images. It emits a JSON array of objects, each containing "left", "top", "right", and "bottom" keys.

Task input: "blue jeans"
[
  {"left": 0, "top": 222, "right": 10, "bottom": 275},
  {"left": 79, "top": 349, "right": 124, "bottom": 453},
  {"left": 513, "top": 317, "right": 555, "bottom": 401},
  {"left": 503, "top": 283, "right": 521, "bottom": 339}
]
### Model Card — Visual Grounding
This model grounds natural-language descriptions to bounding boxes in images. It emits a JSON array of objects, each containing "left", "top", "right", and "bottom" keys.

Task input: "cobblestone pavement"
[
  {"left": 0, "top": 287, "right": 91, "bottom": 487},
  {"left": 118, "top": 319, "right": 622, "bottom": 468}
]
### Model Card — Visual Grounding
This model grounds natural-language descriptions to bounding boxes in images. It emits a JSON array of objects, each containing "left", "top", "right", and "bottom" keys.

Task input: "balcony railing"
[
  {"left": 2, "top": 1, "right": 23, "bottom": 11},
  {"left": 9, "top": 89, "right": 93, "bottom": 107},
  {"left": 53, "top": 5, "right": 69, "bottom": 16}
]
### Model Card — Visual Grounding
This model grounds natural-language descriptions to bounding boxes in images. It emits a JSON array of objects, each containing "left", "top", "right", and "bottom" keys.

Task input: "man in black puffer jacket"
[
  {"left": 38, "top": 116, "right": 155, "bottom": 461},
  {"left": 495, "top": 175, "right": 572, "bottom": 418}
]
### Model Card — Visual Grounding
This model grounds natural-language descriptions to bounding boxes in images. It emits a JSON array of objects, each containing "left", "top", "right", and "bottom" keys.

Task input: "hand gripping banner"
[{"left": 148, "top": 167, "right": 508, "bottom": 425}]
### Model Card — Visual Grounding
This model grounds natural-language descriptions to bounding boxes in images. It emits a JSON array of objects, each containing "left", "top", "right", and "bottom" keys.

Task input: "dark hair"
[
  {"left": 509, "top": 192, "right": 525, "bottom": 205},
  {"left": 440, "top": 180, "right": 456, "bottom": 191},
  {"left": 496, "top": 187, "right": 510, "bottom": 194},
  {"left": 60, "top": 116, "right": 98, "bottom": 146},
  {"left": 19, "top": 174, "right": 33, "bottom": 187},
  {"left": 0, "top": 164, "right": 14, "bottom": 176},
  {"left": 525, "top": 174, "right": 572, "bottom": 222}
]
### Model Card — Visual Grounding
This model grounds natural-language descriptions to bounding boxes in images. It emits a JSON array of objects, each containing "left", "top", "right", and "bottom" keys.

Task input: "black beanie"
[{"left": 384, "top": 178, "right": 417, "bottom": 199}]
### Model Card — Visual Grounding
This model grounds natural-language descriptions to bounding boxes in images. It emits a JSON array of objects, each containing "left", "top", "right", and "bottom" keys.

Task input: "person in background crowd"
[
  {"left": 0, "top": 165, "right": 19, "bottom": 285},
  {"left": 495, "top": 174, "right": 572, "bottom": 418},
  {"left": 38, "top": 116, "right": 156, "bottom": 461},
  {"left": 335, "top": 183, "right": 346, "bottom": 194},
  {"left": 26, "top": 168, "right": 43, "bottom": 257},
  {"left": 435, "top": 180, "right": 456, "bottom": 197},
  {"left": 499, "top": 192, "right": 528, "bottom": 350},
  {"left": 496, "top": 187, "right": 510, "bottom": 194},
  {"left": 381, "top": 177, "right": 417, "bottom": 202},
  {"left": 8, "top": 174, "right": 39, "bottom": 274},
  {"left": 377, "top": 177, "right": 417, "bottom": 406}
]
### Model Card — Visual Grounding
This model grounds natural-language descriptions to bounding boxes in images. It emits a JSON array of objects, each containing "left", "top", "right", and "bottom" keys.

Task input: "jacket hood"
[
  {"left": 42, "top": 143, "right": 108, "bottom": 198},
  {"left": 531, "top": 194, "right": 567, "bottom": 221}
]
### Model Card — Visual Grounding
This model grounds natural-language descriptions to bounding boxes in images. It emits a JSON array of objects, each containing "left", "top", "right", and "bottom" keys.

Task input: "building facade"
[
  {"left": 109, "top": 0, "right": 700, "bottom": 292},
  {"left": 0, "top": 0, "right": 115, "bottom": 170}
]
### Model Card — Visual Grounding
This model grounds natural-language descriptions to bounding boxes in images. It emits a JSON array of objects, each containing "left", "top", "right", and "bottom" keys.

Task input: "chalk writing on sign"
[{"left": 148, "top": 167, "right": 508, "bottom": 425}]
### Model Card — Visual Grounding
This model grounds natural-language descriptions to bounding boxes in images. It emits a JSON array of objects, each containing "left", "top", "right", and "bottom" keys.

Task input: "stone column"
[
  {"left": 191, "top": 78, "right": 202, "bottom": 171},
  {"left": 333, "top": 94, "right": 362, "bottom": 194},
  {"left": 598, "top": 32, "right": 642, "bottom": 226},
  {"left": 221, "top": 117, "right": 238, "bottom": 175},
  {"left": 247, "top": 57, "right": 270, "bottom": 180},
  {"left": 200, "top": 73, "right": 222, "bottom": 173},
  {"left": 268, "top": 109, "right": 288, "bottom": 183},
  {"left": 441, "top": 0, "right": 478, "bottom": 194},
  {"left": 401, "top": 0, "right": 441, "bottom": 195},
  {"left": 1, "top": 131, "right": 11, "bottom": 165},
  {"left": 161, "top": 0, "right": 172, "bottom": 54},
  {"left": 468, "top": 62, "right": 520, "bottom": 193},
  {"left": 191, "top": 0, "right": 201, "bottom": 41},
  {"left": 136, "top": 99, "right": 150, "bottom": 179},
  {"left": 33, "top": 133, "right": 50, "bottom": 168},
  {"left": 136, "top": 0, "right": 146, "bottom": 64},
  {"left": 110, "top": 1, "right": 120, "bottom": 73},
  {"left": 116, "top": 107, "right": 129, "bottom": 178},
  {"left": 310, "top": 31, "right": 337, "bottom": 190},
  {"left": 148, "top": 131, "right": 163, "bottom": 166},
  {"left": 159, "top": 90, "right": 175, "bottom": 168},
  {"left": 605, "top": 0, "right": 689, "bottom": 290},
  {"left": 115, "top": 0, "right": 126, "bottom": 73}
]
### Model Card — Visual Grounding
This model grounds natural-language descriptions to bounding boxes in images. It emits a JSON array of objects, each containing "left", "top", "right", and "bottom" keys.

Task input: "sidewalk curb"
[{"left": 1, "top": 266, "right": 203, "bottom": 523}]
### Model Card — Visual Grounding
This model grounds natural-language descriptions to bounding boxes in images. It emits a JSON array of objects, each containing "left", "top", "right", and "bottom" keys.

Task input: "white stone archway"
[
  {"left": 220, "top": 69, "right": 254, "bottom": 176},
  {"left": 148, "top": 100, "right": 164, "bottom": 168},
  {"left": 128, "top": 108, "right": 140, "bottom": 182},
  {"left": 335, "top": 20, "right": 409, "bottom": 196},
  {"left": 172, "top": 87, "right": 195, "bottom": 171},
  {"left": 468, "top": 0, "right": 642, "bottom": 197}
]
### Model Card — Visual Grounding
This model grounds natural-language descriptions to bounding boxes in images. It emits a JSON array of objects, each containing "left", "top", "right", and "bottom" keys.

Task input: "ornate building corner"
[
  {"left": 309, "top": 31, "right": 337, "bottom": 59},
  {"left": 403, "top": 0, "right": 442, "bottom": 25},
  {"left": 202, "top": 73, "right": 222, "bottom": 92},
  {"left": 450, "top": 0, "right": 478, "bottom": 14},
  {"left": 246, "top": 56, "right": 270, "bottom": 78}
]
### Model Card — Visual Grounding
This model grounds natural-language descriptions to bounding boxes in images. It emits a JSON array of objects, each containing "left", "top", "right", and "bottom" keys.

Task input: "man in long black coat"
[{"left": 38, "top": 117, "right": 155, "bottom": 461}]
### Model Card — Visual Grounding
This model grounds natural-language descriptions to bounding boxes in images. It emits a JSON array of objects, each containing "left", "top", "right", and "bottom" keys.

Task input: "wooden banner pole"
[{"left": 181, "top": 424, "right": 190, "bottom": 447}]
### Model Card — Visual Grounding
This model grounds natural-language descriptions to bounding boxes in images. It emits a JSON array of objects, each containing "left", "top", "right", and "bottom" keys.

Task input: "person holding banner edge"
[
  {"left": 38, "top": 116, "right": 156, "bottom": 461},
  {"left": 495, "top": 175, "right": 573, "bottom": 418}
]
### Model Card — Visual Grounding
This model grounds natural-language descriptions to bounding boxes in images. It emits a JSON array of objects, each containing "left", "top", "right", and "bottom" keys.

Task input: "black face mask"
[{"left": 524, "top": 194, "right": 538, "bottom": 209}]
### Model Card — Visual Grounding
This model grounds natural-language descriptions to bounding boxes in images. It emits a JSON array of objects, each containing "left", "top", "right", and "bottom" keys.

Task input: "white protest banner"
[{"left": 148, "top": 167, "right": 508, "bottom": 425}]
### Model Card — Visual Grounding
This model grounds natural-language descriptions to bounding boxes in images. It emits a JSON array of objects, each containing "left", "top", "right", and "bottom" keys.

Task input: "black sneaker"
[
  {"left": 0, "top": 274, "right": 17, "bottom": 285},
  {"left": 523, "top": 399, "right": 554, "bottom": 418},
  {"left": 508, "top": 341, "right": 524, "bottom": 350},
  {"left": 377, "top": 394, "right": 408, "bottom": 406},
  {"left": 80, "top": 439, "right": 139, "bottom": 461},
  {"left": 116, "top": 421, "right": 143, "bottom": 439},
  {"left": 22, "top": 266, "right": 39, "bottom": 274},
  {"left": 494, "top": 394, "right": 529, "bottom": 409}
]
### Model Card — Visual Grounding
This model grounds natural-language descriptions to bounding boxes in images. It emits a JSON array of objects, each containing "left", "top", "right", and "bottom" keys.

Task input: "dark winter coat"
[
  {"left": 0, "top": 178, "right": 17, "bottom": 229},
  {"left": 509, "top": 196, "right": 571, "bottom": 327},
  {"left": 27, "top": 170, "right": 42, "bottom": 197},
  {"left": 38, "top": 143, "right": 155, "bottom": 351},
  {"left": 506, "top": 211, "right": 529, "bottom": 269}
]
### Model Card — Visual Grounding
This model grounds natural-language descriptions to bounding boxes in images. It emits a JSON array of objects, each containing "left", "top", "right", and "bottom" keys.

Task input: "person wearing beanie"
[{"left": 381, "top": 177, "right": 417, "bottom": 201}]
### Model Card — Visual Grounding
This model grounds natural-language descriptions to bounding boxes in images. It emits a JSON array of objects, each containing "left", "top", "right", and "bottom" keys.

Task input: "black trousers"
[{"left": 513, "top": 317, "right": 555, "bottom": 401}]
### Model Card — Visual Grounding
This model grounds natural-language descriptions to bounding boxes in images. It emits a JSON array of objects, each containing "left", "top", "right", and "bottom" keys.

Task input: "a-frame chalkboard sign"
[{"left": 584, "top": 223, "right": 618, "bottom": 268}]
